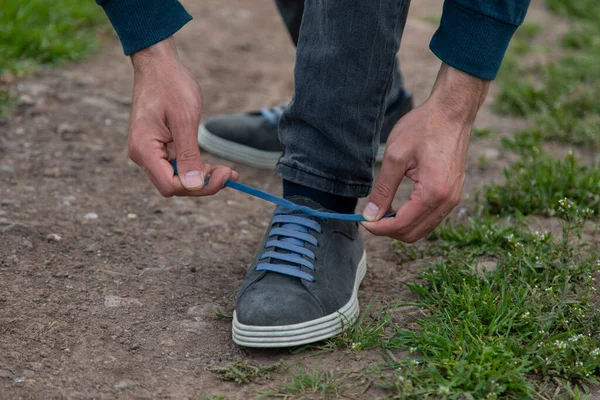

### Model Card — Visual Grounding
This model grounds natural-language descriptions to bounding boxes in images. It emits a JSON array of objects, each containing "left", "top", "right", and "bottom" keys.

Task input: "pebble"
[
  {"left": 57, "top": 122, "right": 76, "bottom": 135},
  {"left": 0, "top": 164, "right": 14, "bottom": 174},
  {"left": 104, "top": 295, "right": 143, "bottom": 308},
  {"left": 46, "top": 233, "right": 62, "bottom": 242},
  {"left": 482, "top": 148, "right": 501, "bottom": 160},
  {"left": 127, "top": 213, "right": 137, "bottom": 219},
  {"left": 477, "top": 261, "right": 498, "bottom": 278},
  {"left": 84, "top": 212, "right": 98, "bottom": 220},
  {"left": 17, "top": 94, "right": 35, "bottom": 107},
  {"left": 114, "top": 379, "right": 136, "bottom": 389}
]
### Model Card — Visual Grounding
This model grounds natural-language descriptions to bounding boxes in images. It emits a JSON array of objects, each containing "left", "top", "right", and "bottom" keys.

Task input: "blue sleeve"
[
  {"left": 96, "top": 0, "right": 192, "bottom": 56},
  {"left": 429, "top": 0, "right": 531, "bottom": 80}
]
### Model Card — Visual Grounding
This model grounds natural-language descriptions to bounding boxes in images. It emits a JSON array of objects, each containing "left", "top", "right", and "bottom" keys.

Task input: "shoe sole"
[
  {"left": 198, "top": 125, "right": 385, "bottom": 169},
  {"left": 231, "top": 251, "right": 367, "bottom": 348}
]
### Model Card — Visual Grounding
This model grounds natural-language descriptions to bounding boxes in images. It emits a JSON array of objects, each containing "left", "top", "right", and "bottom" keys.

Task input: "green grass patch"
[
  {"left": 494, "top": 2, "right": 600, "bottom": 149},
  {"left": 0, "top": 0, "right": 106, "bottom": 75},
  {"left": 261, "top": 365, "right": 346, "bottom": 399},
  {"left": 483, "top": 133, "right": 600, "bottom": 217},
  {"left": 382, "top": 203, "right": 600, "bottom": 399}
]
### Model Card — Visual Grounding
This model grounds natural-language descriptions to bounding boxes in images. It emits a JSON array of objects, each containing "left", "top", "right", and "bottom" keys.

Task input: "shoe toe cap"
[{"left": 235, "top": 283, "right": 324, "bottom": 327}]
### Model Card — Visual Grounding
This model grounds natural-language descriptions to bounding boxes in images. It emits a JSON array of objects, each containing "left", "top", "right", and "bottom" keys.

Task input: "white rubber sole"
[
  {"left": 198, "top": 124, "right": 385, "bottom": 169},
  {"left": 232, "top": 252, "right": 367, "bottom": 348}
]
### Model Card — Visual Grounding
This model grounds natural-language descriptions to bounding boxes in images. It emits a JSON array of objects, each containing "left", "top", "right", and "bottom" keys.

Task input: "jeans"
[{"left": 274, "top": 0, "right": 411, "bottom": 198}]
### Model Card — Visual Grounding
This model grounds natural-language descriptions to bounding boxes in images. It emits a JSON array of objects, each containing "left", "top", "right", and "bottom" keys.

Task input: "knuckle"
[
  {"left": 403, "top": 235, "right": 419, "bottom": 244},
  {"left": 431, "top": 183, "right": 452, "bottom": 202},
  {"left": 372, "top": 182, "right": 393, "bottom": 200},
  {"left": 177, "top": 148, "right": 200, "bottom": 163},
  {"left": 157, "top": 186, "right": 176, "bottom": 198},
  {"left": 386, "top": 150, "right": 404, "bottom": 165}
]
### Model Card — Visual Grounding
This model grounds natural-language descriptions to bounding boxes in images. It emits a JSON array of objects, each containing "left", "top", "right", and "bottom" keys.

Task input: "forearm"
[{"left": 429, "top": 63, "right": 490, "bottom": 126}]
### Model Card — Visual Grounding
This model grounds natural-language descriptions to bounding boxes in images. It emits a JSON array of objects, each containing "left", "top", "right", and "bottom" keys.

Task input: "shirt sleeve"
[
  {"left": 96, "top": 0, "right": 192, "bottom": 56},
  {"left": 429, "top": 0, "right": 531, "bottom": 80}
]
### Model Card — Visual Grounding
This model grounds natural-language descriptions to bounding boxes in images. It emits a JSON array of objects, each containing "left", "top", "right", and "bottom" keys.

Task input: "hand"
[
  {"left": 362, "top": 64, "right": 490, "bottom": 242},
  {"left": 128, "top": 37, "right": 238, "bottom": 197}
]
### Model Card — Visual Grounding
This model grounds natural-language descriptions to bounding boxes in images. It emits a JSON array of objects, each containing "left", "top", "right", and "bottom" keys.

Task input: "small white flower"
[
  {"left": 590, "top": 348, "right": 600, "bottom": 357},
  {"left": 521, "top": 311, "right": 530, "bottom": 319},
  {"left": 438, "top": 385, "right": 450, "bottom": 395},
  {"left": 554, "top": 340, "right": 567, "bottom": 349}
]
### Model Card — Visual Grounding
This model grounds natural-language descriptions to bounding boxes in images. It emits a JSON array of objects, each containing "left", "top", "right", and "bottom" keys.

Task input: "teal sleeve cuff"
[
  {"left": 429, "top": 0, "right": 520, "bottom": 80},
  {"left": 97, "top": 0, "right": 192, "bottom": 56}
]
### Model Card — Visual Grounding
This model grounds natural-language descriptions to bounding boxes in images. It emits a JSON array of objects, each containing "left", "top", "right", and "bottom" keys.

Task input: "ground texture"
[{"left": 0, "top": 0, "right": 591, "bottom": 398}]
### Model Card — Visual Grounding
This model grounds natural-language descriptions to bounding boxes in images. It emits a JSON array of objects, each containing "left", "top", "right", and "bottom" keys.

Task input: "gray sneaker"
[
  {"left": 232, "top": 197, "right": 366, "bottom": 348},
  {"left": 199, "top": 91, "right": 413, "bottom": 169}
]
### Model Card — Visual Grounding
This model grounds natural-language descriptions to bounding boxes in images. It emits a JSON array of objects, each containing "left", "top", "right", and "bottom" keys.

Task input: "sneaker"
[
  {"left": 232, "top": 197, "right": 366, "bottom": 348},
  {"left": 198, "top": 91, "right": 414, "bottom": 169}
]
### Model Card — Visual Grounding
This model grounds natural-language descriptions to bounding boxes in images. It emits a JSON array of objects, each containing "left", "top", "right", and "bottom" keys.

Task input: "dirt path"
[{"left": 0, "top": 1, "right": 564, "bottom": 398}]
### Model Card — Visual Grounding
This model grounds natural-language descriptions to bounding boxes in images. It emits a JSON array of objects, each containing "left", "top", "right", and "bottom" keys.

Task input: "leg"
[
  {"left": 232, "top": 1, "right": 411, "bottom": 348},
  {"left": 198, "top": 0, "right": 412, "bottom": 170},
  {"left": 277, "top": 0, "right": 411, "bottom": 198}
]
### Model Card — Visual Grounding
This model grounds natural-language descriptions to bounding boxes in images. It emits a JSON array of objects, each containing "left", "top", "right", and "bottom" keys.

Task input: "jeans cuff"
[{"left": 276, "top": 162, "right": 371, "bottom": 198}]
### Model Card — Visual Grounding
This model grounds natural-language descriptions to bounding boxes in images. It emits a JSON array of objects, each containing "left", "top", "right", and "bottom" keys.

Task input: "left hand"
[{"left": 362, "top": 64, "right": 490, "bottom": 242}]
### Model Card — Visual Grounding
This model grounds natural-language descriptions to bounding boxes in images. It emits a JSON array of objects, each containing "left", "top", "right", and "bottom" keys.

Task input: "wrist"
[
  {"left": 428, "top": 63, "right": 490, "bottom": 125},
  {"left": 131, "top": 37, "right": 180, "bottom": 72}
]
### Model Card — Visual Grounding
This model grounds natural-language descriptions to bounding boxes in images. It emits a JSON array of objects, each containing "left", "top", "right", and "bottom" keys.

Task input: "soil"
[{"left": 0, "top": 0, "right": 590, "bottom": 399}]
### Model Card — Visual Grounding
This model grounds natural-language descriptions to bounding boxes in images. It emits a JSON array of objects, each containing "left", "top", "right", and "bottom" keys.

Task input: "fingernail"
[
  {"left": 184, "top": 170, "right": 203, "bottom": 188},
  {"left": 363, "top": 202, "right": 380, "bottom": 222}
]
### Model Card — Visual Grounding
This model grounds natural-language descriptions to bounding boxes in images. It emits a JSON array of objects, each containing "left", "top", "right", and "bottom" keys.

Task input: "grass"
[
  {"left": 494, "top": 1, "right": 600, "bottom": 149},
  {"left": 383, "top": 200, "right": 600, "bottom": 398},
  {"left": 484, "top": 133, "right": 600, "bottom": 217},
  {"left": 260, "top": 366, "right": 347, "bottom": 399},
  {"left": 0, "top": 0, "right": 106, "bottom": 75},
  {"left": 209, "top": 359, "right": 282, "bottom": 385}
]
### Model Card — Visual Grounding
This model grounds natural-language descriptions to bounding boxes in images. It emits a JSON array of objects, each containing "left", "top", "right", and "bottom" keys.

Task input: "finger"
[
  {"left": 142, "top": 152, "right": 186, "bottom": 197},
  {"left": 399, "top": 203, "right": 453, "bottom": 242},
  {"left": 362, "top": 183, "right": 433, "bottom": 240},
  {"left": 362, "top": 146, "right": 409, "bottom": 222},
  {"left": 171, "top": 114, "right": 205, "bottom": 191}
]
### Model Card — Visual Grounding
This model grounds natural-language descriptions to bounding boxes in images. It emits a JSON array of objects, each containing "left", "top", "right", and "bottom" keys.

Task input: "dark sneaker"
[
  {"left": 232, "top": 197, "right": 366, "bottom": 348},
  {"left": 198, "top": 91, "right": 414, "bottom": 169}
]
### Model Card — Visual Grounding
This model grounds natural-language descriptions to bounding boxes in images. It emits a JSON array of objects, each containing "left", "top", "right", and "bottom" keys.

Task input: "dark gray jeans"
[{"left": 275, "top": 0, "right": 411, "bottom": 198}]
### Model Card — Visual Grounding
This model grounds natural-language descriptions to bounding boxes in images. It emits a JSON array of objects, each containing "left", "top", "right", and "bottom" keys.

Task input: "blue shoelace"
[
  {"left": 259, "top": 105, "right": 286, "bottom": 126},
  {"left": 171, "top": 159, "right": 394, "bottom": 281}
]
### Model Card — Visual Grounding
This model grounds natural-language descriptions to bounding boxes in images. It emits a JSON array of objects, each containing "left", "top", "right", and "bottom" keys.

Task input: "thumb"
[
  {"left": 173, "top": 123, "right": 205, "bottom": 190},
  {"left": 363, "top": 152, "right": 407, "bottom": 221}
]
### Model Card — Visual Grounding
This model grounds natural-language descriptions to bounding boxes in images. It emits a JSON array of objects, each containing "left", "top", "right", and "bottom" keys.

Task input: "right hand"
[{"left": 128, "top": 37, "right": 238, "bottom": 197}]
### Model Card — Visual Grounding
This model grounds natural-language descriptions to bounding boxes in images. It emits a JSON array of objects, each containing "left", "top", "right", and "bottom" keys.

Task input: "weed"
[
  {"left": 261, "top": 365, "right": 346, "bottom": 399},
  {"left": 198, "top": 396, "right": 228, "bottom": 400},
  {"left": 211, "top": 309, "right": 233, "bottom": 320},
  {"left": 209, "top": 359, "right": 282, "bottom": 385},
  {"left": 323, "top": 298, "right": 394, "bottom": 352},
  {"left": 484, "top": 142, "right": 600, "bottom": 217},
  {"left": 472, "top": 127, "right": 493, "bottom": 139}
]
